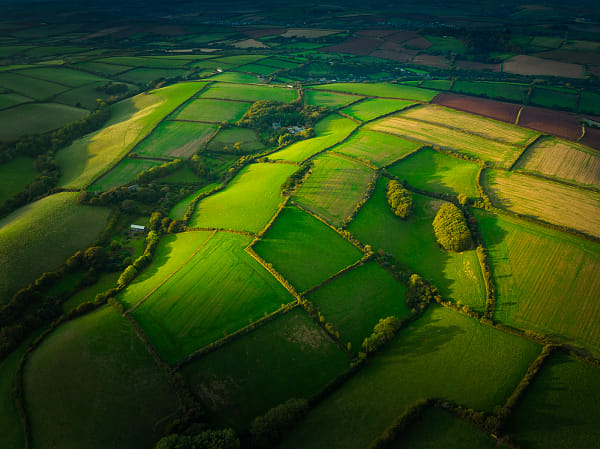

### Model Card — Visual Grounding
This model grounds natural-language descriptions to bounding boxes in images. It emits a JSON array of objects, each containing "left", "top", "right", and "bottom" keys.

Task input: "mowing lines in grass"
[
  {"left": 483, "top": 169, "right": 600, "bottom": 238},
  {"left": 348, "top": 178, "right": 486, "bottom": 311},
  {"left": 132, "top": 232, "right": 292, "bottom": 363},
  {"left": 199, "top": 82, "right": 298, "bottom": 102},
  {"left": 311, "top": 82, "right": 438, "bottom": 102},
  {"left": 341, "top": 98, "right": 415, "bottom": 122},
  {"left": 170, "top": 98, "right": 251, "bottom": 123},
  {"left": 387, "top": 147, "right": 480, "bottom": 198},
  {"left": 475, "top": 210, "right": 600, "bottom": 354},
  {"left": 134, "top": 121, "right": 218, "bottom": 158},
  {"left": 24, "top": 307, "right": 180, "bottom": 449},
  {"left": 254, "top": 206, "right": 363, "bottom": 293},
  {"left": 181, "top": 308, "right": 349, "bottom": 430},
  {"left": 294, "top": 152, "right": 374, "bottom": 227},
  {"left": 277, "top": 306, "right": 541, "bottom": 449}
]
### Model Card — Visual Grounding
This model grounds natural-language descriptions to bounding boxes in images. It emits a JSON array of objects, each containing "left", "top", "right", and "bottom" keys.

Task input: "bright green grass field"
[
  {"left": 294, "top": 152, "right": 374, "bottom": 227},
  {"left": 420, "top": 79, "right": 453, "bottom": 90},
  {"left": 0, "top": 92, "right": 32, "bottom": 109},
  {"left": 333, "top": 129, "right": 421, "bottom": 168},
  {"left": 200, "top": 82, "right": 298, "bottom": 102},
  {"left": 271, "top": 114, "right": 357, "bottom": 162},
  {"left": 58, "top": 82, "right": 205, "bottom": 188},
  {"left": 277, "top": 306, "right": 541, "bottom": 449},
  {"left": 507, "top": 353, "right": 600, "bottom": 449},
  {"left": 207, "top": 72, "right": 265, "bottom": 84},
  {"left": 389, "top": 408, "right": 497, "bottom": 449},
  {"left": 387, "top": 147, "right": 480, "bottom": 198},
  {"left": 131, "top": 232, "right": 292, "bottom": 363},
  {"left": 181, "top": 308, "right": 349, "bottom": 429},
  {"left": 348, "top": 178, "right": 486, "bottom": 312},
  {"left": 254, "top": 206, "right": 363, "bottom": 293},
  {"left": 212, "top": 55, "right": 269, "bottom": 65},
  {"left": 189, "top": 163, "right": 295, "bottom": 232},
  {"left": 0, "top": 192, "right": 110, "bottom": 302},
  {"left": 236, "top": 63, "right": 280, "bottom": 76},
  {"left": 170, "top": 98, "right": 251, "bottom": 123},
  {"left": 0, "top": 102, "right": 88, "bottom": 141},
  {"left": 0, "top": 156, "right": 37, "bottom": 204},
  {"left": 475, "top": 210, "right": 600, "bottom": 355},
  {"left": 168, "top": 183, "right": 221, "bottom": 219},
  {"left": 134, "top": 121, "right": 217, "bottom": 158},
  {"left": 89, "top": 158, "right": 164, "bottom": 191},
  {"left": 118, "top": 68, "right": 189, "bottom": 84},
  {"left": 207, "top": 127, "right": 264, "bottom": 153},
  {"left": 15, "top": 66, "right": 107, "bottom": 87},
  {"left": 312, "top": 82, "right": 438, "bottom": 102},
  {"left": 303, "top": 90, "right": 362, "bottom": 108},
  {"left": 24, "top": 306, "right": 180, "bottom": 449},
  {"left": 341, "top": 98, "right": 415, "bottom": 122},
  {"left": 0, "top": 72, "right": 69, "bottom": 100},
  {"left": 308, "top": 261, "right": 409, "bottom": 351}
]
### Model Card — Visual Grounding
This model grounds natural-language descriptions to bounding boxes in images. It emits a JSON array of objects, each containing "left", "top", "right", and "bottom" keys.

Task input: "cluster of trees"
[
  {"left": 280, "top": 161, "right": 313, "bottom": 195},
  {"left": 406, "top": 273, "right": 440, "bottom": 312},
  {"left": 134, "top": 158, "right": 183, "bottom": 184},
  {"left": 432, "top": 203, "right": 473, "bottom": 252},
  {"left": 155, "top": 429, "right": 239, "bottom": 449},
  {"left": 249, "top": 398, "right": 309, "bottom": 448},
  {"left": 362, "top": 316, "right": 403, "bottom": 354},
  {"left": 385, "top": 180, "right": 413, "bottom": 219}
]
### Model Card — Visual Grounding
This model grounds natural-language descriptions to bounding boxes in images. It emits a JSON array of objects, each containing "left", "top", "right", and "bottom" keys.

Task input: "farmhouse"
[{"left": 130, "top": 224, "right": 146, "bottom": 234}]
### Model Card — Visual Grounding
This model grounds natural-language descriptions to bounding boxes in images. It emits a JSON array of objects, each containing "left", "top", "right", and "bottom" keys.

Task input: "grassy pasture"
[
  {"left": 271, "top": 114, "right": 357, "bottom": 162},
  {"left": 254, "top": 206, "right": 363, "bottom": 293},
  {"left": 507, "top": 353, "right": 600, "bottom": 449},
  {"left": 333, "top": 129, "right": 421, "bottom": 167},
  {"left": 425, "top": 35, "right": 467, "bottom": 53},
  {"left": 156, "top": 164, "right": 202, "bottom": 183},
  {"left": 483, "top": 170, "right": 600, "bottom": 238},
  {"left": 211, "top": 55, "right": 268, "bottom": 65},
  {"left": 131, "top": 232, "right": 291, "bottom": 363},
  {"left": 0, "top": 192, "right": 110, "bottom": 301},
  {"left": 308, "top": 261, "right": 409, "bottom": 351},
  {"left": 348, "top": 178, "right": 486, "bottom": 311},
  {"left": 312, "top": 82, "right": 438, "bottom": 102},
  {"left": 399, "top": 104, "right": 538, "bottom": 146},
  {"left": 15, "top": 67, "right": 107, "bottom": 87},
  {"left": 170, "top": 98, "right": 251, "bottom": 123},
  {"left": 118, "top": 68, "right": 188, "bottom": 84},
  {"left": 52, "top": 81, "right": 121, "bottom": 110},
  {"left": 475, "top": 210, "right": 600, "bottom": 354},
  {"left": 294, "top": 152, "right": 374, "bottom": 226},
  {"left": 0, "top": 156, "right": 37, "bottom": 204},
  {"left": 303, "top": 90, "right": 362, "bottom": 108},
  {"left": 0, "top": 92, "right": 32, "bottom": 109},
  {"left": 199, "top": 82, "right": 298, "bottom": 102},
  {"left": 207, "top": 71, "right": 265, "bottom": 84},
  {"left": 74, "top": 61, "right": 132, "bottom": 75},
  {"left": 134, "top": 121, "right": 217, "bottom": 158},
  {"left": 189, "top": 163, "right": 296, "bottom": 232},
  {"left": 259, "top": 58, "right": 301, "bottom": 69},
  {"left": 25, "top": 306, "right": 180, "bottom": 449},
  {"left": 0, "top": 72, "right": 69, "bottom": 100},
  {"left": 388, "top": 148, "right": 480, "bottom": 198},
  {"left": 530, "top": 86, "right": 578, "bottom": 111},
  {"left": 181, "top": 308, "right": 349, "bottom": 429},
  {"left": 236, "top": 63, "right": 280, "bottom": 76},
  {"left": 168, "top": 183, "right": 221, "bottom": 219},
  {"left": 369, "top": 116, "right": 522, "bottom": 166},
  {"left": 579, "top": 91, "right": 600, "bottom": 115},
  {"left": 451, "top": 80, "right": 529, "bottom": 102},
  {"left": 341, "top": 98, "right": 415, "bottom": 122},
  {"left": 0, "top": 102, "right": 88, "bottom": 141},
  {"left": 58, "top": 82, "right": 205, "bottom": 188},
  {"left": 89, "top": 158, "right": 163, "bottom": 191},
  {"left": 98, "top": 56, "right": 192, "bottom": 68},
  {"left": 419, "top": 79, "right": 452, "bottom": 90},
  {"left": 206, "top": 127, "right": 264, "bottom": 153},
  {"left": 278, "top": 306, "right": 541, "bottom": 449},
  {"left": 62, "top": 271, "right": 120, "bottom": 313},
  {"left": 514, "top": 137, "right": 600, "bottom": 187}
]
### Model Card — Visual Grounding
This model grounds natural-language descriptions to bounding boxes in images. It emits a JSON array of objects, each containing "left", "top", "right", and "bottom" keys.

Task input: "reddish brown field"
[
  {"left": 378, "top": 41, "right": 413, "bottom": 53},
  {"left": 369, "top": 50, "right": 414, "bottom": 62},
  {"left": 581, "top": 127, "right": 600, "bottom": 151},
  {"left": 455, "top": 60, "right": 501, "bottom": 72},
  {"left": 402, "top": 37, "right": 433, "bottom": 50},
  {"left": 589, "top": 66, "right": 600, "bottom": 78},
  {"left": 432, "top": 92, "right": 521, "bottom": 123},
  {"left": 237, "top": 27, "right": 285, "bottom": 38},
  {"left": 320, "top": 37, "right": 381, "bottom": 56},
  {"left": 357, "top": 29, "right": 398, "bottom": 38},
  {"left": 536, "top": 50, "right": 600, "bottom": 66},
  {"left": 384, "top": 31, "right": 419, "bottom": 43},
  {"left": 519, "top": 106, "right": 583, "bottom": 141},
  {"left": 412, "top": 54, "right": 449, "bottom": 68}
]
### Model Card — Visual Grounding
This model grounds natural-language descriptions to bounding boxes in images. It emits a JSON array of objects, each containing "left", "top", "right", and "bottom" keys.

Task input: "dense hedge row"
[
  {"left": 280, "top": 161, "right": 313, "bottom": 195},
  {"left": 432, "top": 203, "right": 473, "bottom": 252},
  {"left": 249, "top": 398, "right": 309, "bottom": 449}
]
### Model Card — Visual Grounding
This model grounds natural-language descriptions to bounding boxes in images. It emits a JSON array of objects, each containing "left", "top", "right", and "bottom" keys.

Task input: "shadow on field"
[{"left": 397, "top": 317, "right": 466, "bottom": 358}]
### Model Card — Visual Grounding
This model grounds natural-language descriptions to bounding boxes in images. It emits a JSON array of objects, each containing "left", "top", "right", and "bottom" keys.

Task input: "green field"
[
  {"left": 419, "top": 79, "right": 453, "bottom": 90},
  {"left": 0, "top": 102, "right": 88, "bottom": 141},
  {"left": 61, "top": 271, "right": 120, "bottom": 313},
  {"left": 181, "top": 308, "right": 349, "bottom": 429},
  {"left": 452, "top": 80, "right": 529, "bottom": 102},
  {"left": 200, "top": 82, "right": 298, "bottom": 102},
  {"left": 58, "top": 82, "right": 205, "bottom": 188},
  {"left": 130, "top": 232, "right": 292, "bottom": 363},
  {"left": 369, "top": 116, "right": 522, "bottom": 166},
  {"left": 312, "top": 82, "right": 438, "bottom": 102},
  {"left": 170, "top": 98, "right": 251, "bottom": 123},
  {"left": 277, "top": 306, "right": 541, "bottom": 449},
  {"left": 579, "top": 91, "right": 600, "bottom": 115},
  {"left": 206, "top": 127, "right": 264, "bottom": 153},
  {"left": 341, "top": 98, "right": 415, "bottom": 122},
  {"left": 74, "top": 61, "right": 132, "bottom": 76},
  {"left": 98, "top": 56, "right": 192, "bottom": 68},
  {"left": 15, "top": 67, "right": 107, "bottom": 87},
  {"left": 259, "top": 58, "right": 301, "bottom": 69},
  {"left": 236, "top": 63, "right": 280, "bottom": 76},
  {"left": 168, "top": 183, "right": 221, "bottom": 219},
  {"left": 254, "top": 206, "right": 363, "bottom": 293},
  {"left": 0, "top": 92, "right": 32, "bottom": 109},
  {"left": 333, "top": 129, "right": 421, "bottom": 167},
  {"left": 156, "top": 164, "right": 203, "bottom": 183},
  {"left": 89, "top": 158, "right": 164, "bottom": 191},
  {"left": 24, "top": 306, "right": 180, "bottom": 449},
  {"left": 308, "top": 261, "right": 409, "bottom": 350},
  {"left": 294, "top": 153, "right": 374, "bottom": 226},
  {"left": 475, "top": 210, "right": 600, "bottom": 355},
  {"left": 425, "top": 35, "right": 468, "bottom": 54},
  {"left": 134, "top": 121, "right": 217, "bottom": 158},
  {"left": 303, "top": 90, "right": 362, "bottom": 108},
  {"left": 0, "top": 72, "right": 69, "bottom": 100},
  {"left": 0, "top": 156, "right": 37, "bottom": 204},
  {"left": 0, "top": 192, "right": 110, "bottom": 302},
  {"left": 387, "top": 148, "right": 480, "bottom": 198},
  {"left": 52, "top": 81, "right": 122, "bottom": 110},
  {"left": 271, "top": 114, "right": 357, "bottom": 162},
  {"left": 118, "top": 68, "right": 189, "bottom": 84},
  {"left": 212, "top": 55, "right": 268, "bottom": 65},
  {"left": 530, "top": 86, "right": 578, "bottom": 111},
  {"left": 349, "top": 178, "right": 486, "bottom": 311},
  {"left": 507, "top": 353, "right": 600, "bottom": 449},
  {"left": 189, "top": 162, "right": 296, "bottom": 232},
  {"left": 389, "top": 408, "right": 497, "bottom": 449},
  {"left": 207, "top": 71, "right": 265, "bottom": 84}
]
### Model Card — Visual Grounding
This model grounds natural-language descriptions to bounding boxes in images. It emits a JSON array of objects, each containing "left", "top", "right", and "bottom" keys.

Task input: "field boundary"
[
  {"left": 508, "top": 134, "right": 544, "bottom": 171},
  {"left": 301, "top": 257, "right": 369, "bottom": 297}
]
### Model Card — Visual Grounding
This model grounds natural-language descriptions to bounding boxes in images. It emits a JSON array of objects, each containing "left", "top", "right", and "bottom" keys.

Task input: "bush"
[
  {"left": 117, "top": 265, "right": 137, "bottom": 288},
  {"left": 385, "top": 180, "right": 413, "bottom": 219},
  {"left": 362, "top": 316, "right": 403, "bottom": 354},
  {"left": 250, "top": 398, "right": 309, "bottom": 448},
  {"left": 432, "top": 203, "right": 473, "bottom": 252},
  {"left": 155, "top": 429, "right": 239, "bottom": 449}
]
